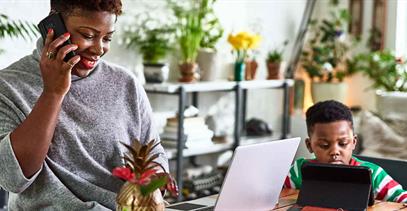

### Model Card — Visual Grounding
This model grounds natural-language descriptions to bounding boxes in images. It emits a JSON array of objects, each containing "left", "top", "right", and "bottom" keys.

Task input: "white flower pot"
[
  {"left": 376, "top": 90, "right": 407, "bottom": 119},
  {"left": 196, "top": 49, "right": 220, "bottom": 81},
  {"left": 311, "top": 82, "right": 347, "bottom": 103}
]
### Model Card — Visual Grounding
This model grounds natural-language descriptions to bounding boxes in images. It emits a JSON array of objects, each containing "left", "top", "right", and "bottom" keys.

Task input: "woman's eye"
[
  {"left": 339, "top": 142, "right": 348, "bottom": 147},
  {"left": 103, "top": 37, "right": 112, "bottom": 42},
  {"left": 82, "top": 34, "right": 94, "bottom": 40}
]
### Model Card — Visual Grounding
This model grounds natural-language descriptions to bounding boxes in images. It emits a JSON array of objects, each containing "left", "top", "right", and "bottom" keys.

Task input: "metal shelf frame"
[{"left": 144, "top": 80, "right": 293, "bottom": 201}]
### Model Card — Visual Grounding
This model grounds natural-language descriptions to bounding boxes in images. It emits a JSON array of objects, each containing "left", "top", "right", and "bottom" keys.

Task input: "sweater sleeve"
[
  {"left": 371, "top": 165, "right": 407, "bottom": 203},
  {"left": 0, "top": 133, "right": 42, "bottom": 193},
  {"left": 284, "top": 158, "right": 307, "bottom": 189},
  {"left": 134, "top": 80, "right": 169, "bottom": 173},
  {"left": 0, "top": 95, "right": 41, "bottom": 193}
]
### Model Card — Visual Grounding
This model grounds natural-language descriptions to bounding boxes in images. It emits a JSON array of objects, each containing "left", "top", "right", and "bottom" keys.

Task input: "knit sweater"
[
  {"left": 0, "top": 40, "right": 168, "bottom": 210},
  {"left": 284, "top": 157, "right": 407, "bottom": 203}
]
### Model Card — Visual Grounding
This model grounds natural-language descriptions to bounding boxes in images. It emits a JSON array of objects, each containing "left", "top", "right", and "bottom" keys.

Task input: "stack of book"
[{"left": 161, "top": 116, "right": 214, "bottom": 149}]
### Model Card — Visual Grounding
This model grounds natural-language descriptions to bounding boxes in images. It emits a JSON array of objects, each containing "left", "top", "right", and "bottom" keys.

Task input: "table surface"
[
  {"left": 170, "top": 188, "right": 407, "bottom": 211},
  {"left": 274, "top": 188, "right": 407, "bottom": 211}
]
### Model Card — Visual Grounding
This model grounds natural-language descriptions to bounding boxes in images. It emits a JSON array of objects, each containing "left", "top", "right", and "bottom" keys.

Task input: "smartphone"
[{"left": 38, "top": 13, "right": 76, "bottom": 62}]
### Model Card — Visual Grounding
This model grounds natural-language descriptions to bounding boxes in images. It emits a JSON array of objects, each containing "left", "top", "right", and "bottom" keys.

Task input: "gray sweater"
[{"left": 0, "top": 41, "right": 168, "bottom": 210}]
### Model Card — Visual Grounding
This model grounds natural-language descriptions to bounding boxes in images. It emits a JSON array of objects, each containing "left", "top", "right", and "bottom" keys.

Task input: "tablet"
[{"left": 296, "top": 162, "right": 374, "bottom": 211}]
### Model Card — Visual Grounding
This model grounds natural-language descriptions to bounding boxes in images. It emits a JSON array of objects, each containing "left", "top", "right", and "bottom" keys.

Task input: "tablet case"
[{"left": 296, "top": 162, "right": 373, "bottom": 211}]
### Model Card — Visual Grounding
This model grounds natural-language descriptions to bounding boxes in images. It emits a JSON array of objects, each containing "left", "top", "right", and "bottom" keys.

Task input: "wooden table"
[
  {"left": 167, "top": 188, "right": 407, "bottom": 210},
  {"left": 274, "top": 188, "right": 407, "bottom": 211}
]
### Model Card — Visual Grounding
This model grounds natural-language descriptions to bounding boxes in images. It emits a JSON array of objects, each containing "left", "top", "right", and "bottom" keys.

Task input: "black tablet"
[{"left": 296, "top": 162, "right": 374, "bottom": 211}]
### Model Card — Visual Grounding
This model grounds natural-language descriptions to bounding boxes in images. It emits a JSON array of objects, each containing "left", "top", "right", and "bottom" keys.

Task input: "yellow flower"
[
  {"left": 248, "top": 34, "right": 261, "bottom": 49},
  {"left": 228, "top": 31, "right": 261, "bottom": 62},
  {"left": 228, "top": 31, "right": 261, "bottom": 50}
]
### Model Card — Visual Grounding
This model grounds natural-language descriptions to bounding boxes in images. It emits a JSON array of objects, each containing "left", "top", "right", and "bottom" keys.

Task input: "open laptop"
[{"left": 167, "top": 137, "right": 301, "bottom": 211}]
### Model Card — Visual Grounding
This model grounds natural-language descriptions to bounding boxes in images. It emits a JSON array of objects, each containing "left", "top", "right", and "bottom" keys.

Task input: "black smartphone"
[{"left": 38, "top": 13, "right": 76, "bottom": 62}]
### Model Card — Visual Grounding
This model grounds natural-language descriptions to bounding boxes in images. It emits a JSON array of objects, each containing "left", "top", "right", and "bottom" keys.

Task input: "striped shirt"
[{"left": 284, "top": 157, "right": 407, "bottom": 203}]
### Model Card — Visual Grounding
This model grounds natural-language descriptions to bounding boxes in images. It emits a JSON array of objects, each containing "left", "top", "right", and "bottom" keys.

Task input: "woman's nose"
[{"left": 90, "top": 40, "right": 104, "bottom": 56}]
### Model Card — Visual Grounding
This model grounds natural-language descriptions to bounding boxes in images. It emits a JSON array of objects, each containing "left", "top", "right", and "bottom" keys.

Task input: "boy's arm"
[
  {"left": 284, "top": 158, "right": 307, "bottom": 189},
  {"left": 372, "top": 166, "right": 407, "bottom": 203}
]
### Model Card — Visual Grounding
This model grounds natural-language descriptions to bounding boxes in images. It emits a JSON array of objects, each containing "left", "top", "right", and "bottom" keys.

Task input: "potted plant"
[
  {"left": 0, "top": 14, "right": 37, "bottom": 54},
  {"left": 301, "top": 1, "right": 358, "bottom": 103},
  {"left": 168, "top": 0, "right": 212, "bottom": 82},
  {"left": 123, "top": 13, "right": 176, "bottom": 83},
  {"left": 113, "top": 140, "right": 178, "bottom": 210},
  {"left": 266, "top": 40, "right": 288, "bottom": 80},
  {"left": 227, "top": 31, "right": 261, "bottom": 81},
  {"left": 348, "top": 50, "right": 407, "bottom": 118},
  {"left": 196, "top": 0, "right": 224, "bottom": 81}
]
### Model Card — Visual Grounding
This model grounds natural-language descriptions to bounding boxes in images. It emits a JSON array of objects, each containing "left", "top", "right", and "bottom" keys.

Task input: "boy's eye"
[
  {"left": 319, "top": 144, "right": 329, "bottom": 149},
  {"left": 339, "top": 142, "right": 348, "bottom": 147}
]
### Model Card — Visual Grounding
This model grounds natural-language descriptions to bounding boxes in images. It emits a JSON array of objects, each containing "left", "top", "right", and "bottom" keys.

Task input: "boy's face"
[{"left": 306, "top": 120, "right": 357, "bottom": 165}]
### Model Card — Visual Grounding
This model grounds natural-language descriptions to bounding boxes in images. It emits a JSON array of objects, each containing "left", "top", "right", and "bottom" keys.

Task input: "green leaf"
[{"left": 139, "top": 175, "right": 168, "bottom": 196}]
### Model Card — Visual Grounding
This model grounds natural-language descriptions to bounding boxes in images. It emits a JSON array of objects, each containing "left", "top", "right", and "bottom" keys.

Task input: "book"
[
  {"left": 161, "top": 138, "right": 214, "bottom": 149},
  {"left": 163, "top": 124, "right": 209, "bottom": 134},
  {"left": 166, "top": 116, "right": 206, "bottom": 127},
  {"left": 160, "top": 129, "right": 214, "bottom": 141}
]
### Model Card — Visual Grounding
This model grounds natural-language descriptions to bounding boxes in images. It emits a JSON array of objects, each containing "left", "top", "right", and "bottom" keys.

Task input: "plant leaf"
[{"left": 139, "top": 175, "right": 168, "bottom": 196}]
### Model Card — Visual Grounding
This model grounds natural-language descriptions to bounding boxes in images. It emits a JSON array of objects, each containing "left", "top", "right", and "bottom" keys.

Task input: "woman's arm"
[{"left": 9, "top": 29, "right": 80, "bottom": 178}]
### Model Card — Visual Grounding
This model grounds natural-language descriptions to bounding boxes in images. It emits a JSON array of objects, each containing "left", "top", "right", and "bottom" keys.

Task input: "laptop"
[
  {"left": 166, "top": 137, "right": 301, "bottom": 211},
  {"left": 293, "top": 162, "right": 373, "bottom": 211}
]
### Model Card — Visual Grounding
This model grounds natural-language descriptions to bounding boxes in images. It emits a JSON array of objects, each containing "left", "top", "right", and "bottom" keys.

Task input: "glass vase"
[
  {"left": 234, "top": 62, "right": 245, "bottom": 81},
  {"left": 116, "top": 182, "right": 165, "bottom": 211}
]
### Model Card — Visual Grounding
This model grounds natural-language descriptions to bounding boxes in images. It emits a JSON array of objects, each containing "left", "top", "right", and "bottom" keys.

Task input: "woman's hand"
[{"left": 39, "top": 28, "right": 81, "bottom": 97}]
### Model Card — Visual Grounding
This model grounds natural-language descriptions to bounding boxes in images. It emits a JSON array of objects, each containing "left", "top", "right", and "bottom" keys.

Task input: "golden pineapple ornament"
[{"left": 113, "top": 140, "right": 178, "bottom": 211}]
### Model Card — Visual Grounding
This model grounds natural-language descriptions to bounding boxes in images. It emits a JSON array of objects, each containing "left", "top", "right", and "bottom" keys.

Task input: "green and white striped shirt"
[{"left": 284, "top": 156, "right": 407, "bottom": 203}]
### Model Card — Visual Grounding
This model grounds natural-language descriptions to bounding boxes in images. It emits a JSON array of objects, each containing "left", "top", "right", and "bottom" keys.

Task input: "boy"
[{"left": 284, "top": 100, "right": 407, "bottom": 203}]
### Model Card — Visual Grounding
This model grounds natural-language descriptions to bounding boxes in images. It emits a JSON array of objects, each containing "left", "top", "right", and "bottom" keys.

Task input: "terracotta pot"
[
  {"left": 245, "top": 60, "right": 258, "bottom": 80},
  {"left": 266, "top": 62, "right": 282, "bottom": 80},
  {"left": 116, "top": 182, "right": 165, "bottom": 211},
  {"left": 179, "top": 62, "right": 199, "bottom": 83}
]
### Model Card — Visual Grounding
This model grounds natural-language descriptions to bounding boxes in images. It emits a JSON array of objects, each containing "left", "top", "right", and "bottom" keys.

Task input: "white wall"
[{"left": 0, "top": 0, "right": 49, "bottom": 68}]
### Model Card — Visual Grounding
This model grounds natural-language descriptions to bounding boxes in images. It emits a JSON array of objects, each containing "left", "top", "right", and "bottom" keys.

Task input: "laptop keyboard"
[{"left": 194, "top": 206, "right": 214, "bottom": 211}]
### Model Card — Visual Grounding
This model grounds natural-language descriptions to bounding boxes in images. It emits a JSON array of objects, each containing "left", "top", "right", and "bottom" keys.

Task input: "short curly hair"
[
  {"left": 306, "top": 100, "right": 354, "bottom": 135},
  {"left": 51, "top": 0, "right": 122, "bottom": 16}
]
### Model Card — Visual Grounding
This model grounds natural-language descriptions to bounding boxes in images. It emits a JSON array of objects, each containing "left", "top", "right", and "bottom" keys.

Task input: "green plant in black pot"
[
  {"left": 0, "top": 13, "right": 38, "bottom": 53},
  {"left": 123, "top": 13, "right": 176, "bottom": 83}
]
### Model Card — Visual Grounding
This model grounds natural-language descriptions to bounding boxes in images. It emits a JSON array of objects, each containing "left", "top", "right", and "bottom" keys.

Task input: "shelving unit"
[{"left": 144, "top": 79, "right": 294, "bottom": 201}]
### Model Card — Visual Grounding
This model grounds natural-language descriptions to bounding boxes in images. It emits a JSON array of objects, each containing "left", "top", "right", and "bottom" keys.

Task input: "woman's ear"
[{"left": 305, "top": 138, "right": 313, "bottom": 153}]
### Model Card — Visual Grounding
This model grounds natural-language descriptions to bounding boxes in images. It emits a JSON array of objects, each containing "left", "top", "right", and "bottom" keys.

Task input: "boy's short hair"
[{"left": 306, "top": 100, "right": 353, "bottom": 135}]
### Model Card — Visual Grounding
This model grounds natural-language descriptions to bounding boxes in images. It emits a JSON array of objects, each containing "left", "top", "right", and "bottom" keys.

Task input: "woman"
[{"left": 0, "top": 0, "right": 169, "bottom": 210}]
